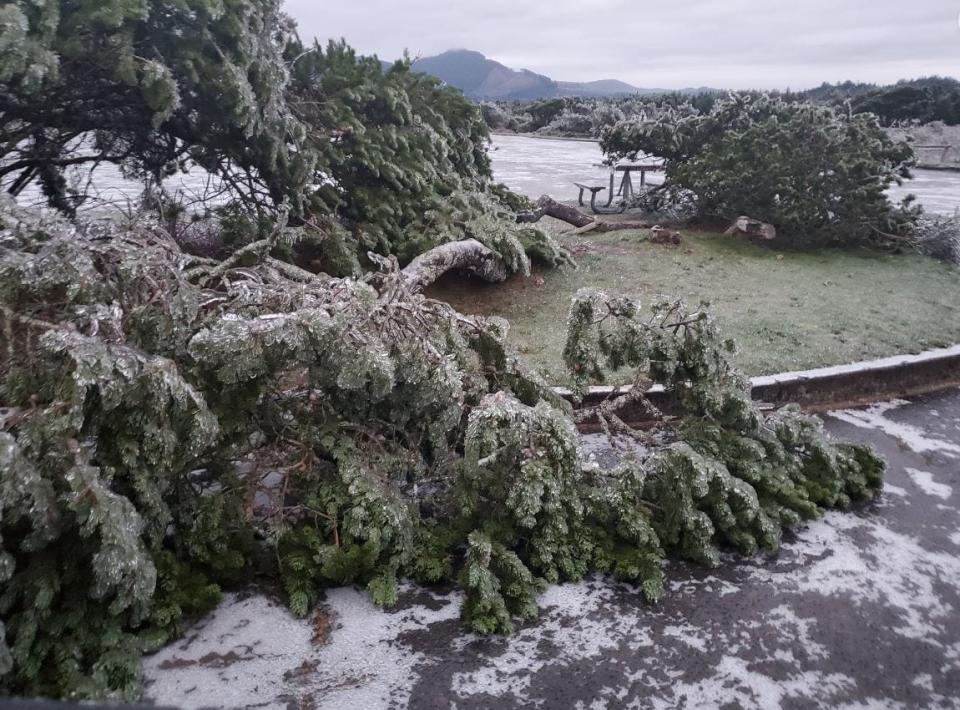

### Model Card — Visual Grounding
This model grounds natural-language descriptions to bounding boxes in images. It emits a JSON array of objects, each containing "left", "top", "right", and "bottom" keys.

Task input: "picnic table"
[{"left": 576, "top": 162, "right": 665, "bottom": 213}]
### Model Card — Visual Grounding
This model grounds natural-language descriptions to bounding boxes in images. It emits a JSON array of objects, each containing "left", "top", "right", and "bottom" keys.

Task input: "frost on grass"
[{"left": 0, "top": 202, "right": 884, "bottom": 700}]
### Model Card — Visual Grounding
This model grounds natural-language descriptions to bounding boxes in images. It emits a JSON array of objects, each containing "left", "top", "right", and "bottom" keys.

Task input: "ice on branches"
[
  {"left": 0, "top": 199, "right": 565, "bottom": 698},
  {"left": 562, "top": 288, "right": 885, "bottom": 569},
  {"left": 0, "top": 202, "right": 884, "bottom": 701}
]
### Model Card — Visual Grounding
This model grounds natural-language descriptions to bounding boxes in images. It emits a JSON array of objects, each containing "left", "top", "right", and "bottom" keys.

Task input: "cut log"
[
  {"left": 724, "top": 215, "right": 777, "bottom": 241},
  {"left": 401, "top": 239, "right": 508, "bottom": 289},
  {"left": 517, "top": 195, "right": 653, "bottom": 233},
  {"left": 649, "top": 225, "right": 682, "bottom": 245}
]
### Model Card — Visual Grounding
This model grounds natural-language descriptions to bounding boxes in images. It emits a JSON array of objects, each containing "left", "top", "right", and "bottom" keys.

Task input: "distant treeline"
[
  {"left": 790, "top": 76, "right": 960, "bottom": 125},
  {"left": 483, "top": 76, "right": 960, "bottom": 139}
]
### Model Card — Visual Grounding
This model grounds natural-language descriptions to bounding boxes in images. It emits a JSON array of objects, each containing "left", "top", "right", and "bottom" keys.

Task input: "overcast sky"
[{"left": 284, "top": 0, "right": 959, "bottom": 90}]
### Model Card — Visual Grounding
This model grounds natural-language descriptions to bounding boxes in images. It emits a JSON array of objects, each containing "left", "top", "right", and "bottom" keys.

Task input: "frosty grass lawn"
[{"left": 427, "top": 220, "right": 960, "bottom": 385}]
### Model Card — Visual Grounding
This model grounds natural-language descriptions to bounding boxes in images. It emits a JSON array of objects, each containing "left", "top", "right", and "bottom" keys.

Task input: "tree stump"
[{"left": 723, "top": 216, "right": 777, "bottom": 241}]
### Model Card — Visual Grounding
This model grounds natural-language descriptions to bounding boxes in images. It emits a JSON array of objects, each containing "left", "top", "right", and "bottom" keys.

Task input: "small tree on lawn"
[{"left": 601, "top": 93, "right": 918, "bottom": 248}]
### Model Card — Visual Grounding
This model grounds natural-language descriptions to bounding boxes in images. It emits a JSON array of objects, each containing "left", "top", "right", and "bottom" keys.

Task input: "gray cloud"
[{"left": 284, "top": 0, "right": 960, "bottom": 89}]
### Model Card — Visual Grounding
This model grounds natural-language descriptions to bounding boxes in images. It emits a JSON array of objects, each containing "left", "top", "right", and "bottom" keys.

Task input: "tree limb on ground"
[
  {"left": 517, "top": 195, "right": 654, "bottom": 233},
  {"left": 401, "top": 238, "right": 508, "bottom": 289}
]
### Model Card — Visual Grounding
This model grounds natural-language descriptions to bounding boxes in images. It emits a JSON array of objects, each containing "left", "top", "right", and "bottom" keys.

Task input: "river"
[{"left": 9, "top": 134, "right": 960, "bottom": 216}]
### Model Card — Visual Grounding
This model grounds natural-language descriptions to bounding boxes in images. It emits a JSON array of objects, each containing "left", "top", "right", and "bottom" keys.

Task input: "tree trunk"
[
  {"left": 518, "top": 195, "right": 595, "bottom": 228},
  {"left": 402, "top": 239, "right": 508, "bottom": 289},
  {"left": 517, "top": 195, "right": 654, "bottom": 233}
]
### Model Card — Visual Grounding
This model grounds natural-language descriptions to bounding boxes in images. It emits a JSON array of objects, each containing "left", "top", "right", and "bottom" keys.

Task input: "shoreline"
[
  {"left": 915, "top": 163, "right": 960, "bottom": 173},
  {"left": 490, "top": 130, "right": 599, "bottom": 143},
  {"left": 490, "top": 132, "right": 960, "bottom": 172}
]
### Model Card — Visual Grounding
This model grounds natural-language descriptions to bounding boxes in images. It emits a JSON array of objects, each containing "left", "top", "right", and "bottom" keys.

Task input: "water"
[
  {"left": 486, "top": 134, "right": 662, "bottom": 200},
  {"left": 8, "top": 161, "right": 227, "bottom": 215},
  {"left": 8, "top": 134, "right": 959, "bottom": 216},
  {"left": 886, "top": 169, "right": 960, "bottom": 215},
  {"left": 488, "top": 134, "right": 960, "bottom": 215}
]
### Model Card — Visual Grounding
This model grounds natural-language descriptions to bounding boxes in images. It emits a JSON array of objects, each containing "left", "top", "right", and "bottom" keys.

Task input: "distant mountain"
[
  {"left": 411, "top": 50, "right": 558, "bottom": 100},
  {"left": 409, "top": 49, "right": 700, "bottom": 100}
]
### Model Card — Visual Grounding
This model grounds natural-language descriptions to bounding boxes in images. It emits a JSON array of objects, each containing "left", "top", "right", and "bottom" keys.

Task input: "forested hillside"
[{"left": 481, "top": 77, "right": 960, "bottom": 139}]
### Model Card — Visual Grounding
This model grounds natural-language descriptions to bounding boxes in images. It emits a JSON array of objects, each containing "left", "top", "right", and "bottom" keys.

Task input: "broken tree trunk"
[
  {"left": 401, "top": 239, "right": 508, "bottom": 290},
  {"left": 518, "top": 196, "right": 594, "bottom": 228},
  {"left": 517, "top": 195, "right": 654, "bottom": 233}
]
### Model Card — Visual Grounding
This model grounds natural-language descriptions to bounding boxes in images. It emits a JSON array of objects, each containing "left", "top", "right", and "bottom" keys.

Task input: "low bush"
[{"left": 602, "top": 94, "right": 919, "bottom": 248}]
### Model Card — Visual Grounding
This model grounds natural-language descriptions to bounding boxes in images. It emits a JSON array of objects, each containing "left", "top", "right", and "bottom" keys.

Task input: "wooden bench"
[{"left": 574, "top": 182, "right": 607, "bottom": 212}]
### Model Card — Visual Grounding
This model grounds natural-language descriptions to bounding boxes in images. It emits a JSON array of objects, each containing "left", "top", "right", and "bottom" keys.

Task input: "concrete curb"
[{"left": 559, "top": 344, "right": 960, "bottom": 420}]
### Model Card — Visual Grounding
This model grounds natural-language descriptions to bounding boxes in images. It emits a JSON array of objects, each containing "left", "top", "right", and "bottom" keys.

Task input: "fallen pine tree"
[{"left": 0, "top": 199, "right": 883, "bottom": 701}]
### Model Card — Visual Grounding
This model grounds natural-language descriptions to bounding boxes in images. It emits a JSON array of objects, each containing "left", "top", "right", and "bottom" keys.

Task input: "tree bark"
[
  {"left": 401, "top": 239, "right": 508, "bottom": 289},
  {"left": 517, "top": 195, "right": 654, "bottom": 233},
  {"left": 518, "top": 195, "right": 595, "bottom": 228}
]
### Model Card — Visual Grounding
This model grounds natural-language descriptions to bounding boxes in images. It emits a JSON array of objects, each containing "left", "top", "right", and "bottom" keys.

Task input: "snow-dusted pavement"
[{"left": 144, "top": 389, "right": 960, "bottom": 709}]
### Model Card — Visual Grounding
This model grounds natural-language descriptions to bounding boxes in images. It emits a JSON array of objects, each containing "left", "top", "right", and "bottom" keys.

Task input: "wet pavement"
[{"left": 144, "top": 388, "right": 960, "bottom": 709}]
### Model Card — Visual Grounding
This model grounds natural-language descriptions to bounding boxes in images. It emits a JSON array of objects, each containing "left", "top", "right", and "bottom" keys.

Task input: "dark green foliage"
[
  {"left": 0, "top": 3, "right": 565, "bottom": 275},
  {"left": 563, "top": 288, "right": 885, "bottom": 569},
  {"left": 601, "top": 94, "right": 918, "bottom": 248},
  {"left": 581, "top": 463, "right": 665, "bottom": 601},
  {"left": 525, "top": 98, "right": 568, "bottom": 131},
  {"left": 483, "top": 77, "right": 960, "bottom": 141},
  {"left": 0, "top": 0, "right": 309, "bottom": 215},
  {"left": 459, "top": 531, "right": 543, "bottom": 634},
  {"left": 288, "top": 41, "right": 514, "bottom": 268},
  {"left": 0, "top": 204, "right": 884, "bottom": 699},
  {"left": 0, "top": 199, "right": 567, "bottom": 697},
  {"left": 0, "top": 344, "right": 217, "bottom": 700},
  {"left": 845, "top": 77, "right": 960, "bottom": 126}
]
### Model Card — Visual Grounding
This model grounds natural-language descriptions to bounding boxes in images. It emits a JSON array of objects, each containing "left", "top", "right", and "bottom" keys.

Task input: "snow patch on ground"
[
  {"left": 662, "top": 624, "right": 710, "bottom": 652},
  {"left": 765, "top": 604, "right": 829, "bottom": 661},
  {"left": 668, "top": 573, "right": 741, "bottom": 597},
  {"left": 143, "top": 587, "right": 461, "bottom": 709},
  {"left": 830, "top": 400, "right": 960, "bottom": 457},
  {"left": 758, "top": 513, "right": 960, "bottom": 644},
  {"left": 648, "top": 655, "right": 857, "bottom": 710},
  {"left": 448, "top": 570, "right": 856, "bottom": 707},
  {"left": 450, "top": 579, "right": 654, "bottom": 700},
  {"left": 905, "top": 468, "right": 953, "bottom": 500},
  {"left": 143, "top": 594, "right": 314, "bottom": 709}
]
